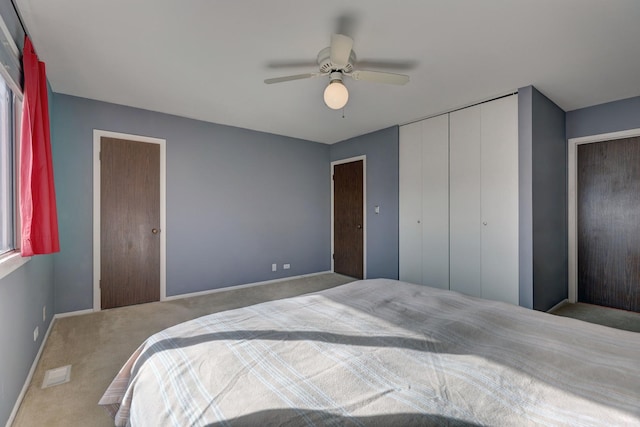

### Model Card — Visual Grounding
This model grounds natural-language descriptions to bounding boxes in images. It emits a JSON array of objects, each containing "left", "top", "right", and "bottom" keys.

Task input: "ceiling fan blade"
[
  {"left": 264, "top": 73, "right": 322, "bottom": 84},
  {"left": 330, "top": 34, "right": 354, "bottom": 67},
  {"left": 350, "top": 70, "right": 409, "bottom": 85},
  {"left": 266, "top": 60, "right": 318, "bottom": 69},
  {"left": 356, "top": 59, "right": 418, "bottom": 71}
]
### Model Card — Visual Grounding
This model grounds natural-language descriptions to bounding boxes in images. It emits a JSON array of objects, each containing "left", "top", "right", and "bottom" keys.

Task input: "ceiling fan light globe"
[{"left": 324, "top": 81, "right": 349, "bottom": 110}]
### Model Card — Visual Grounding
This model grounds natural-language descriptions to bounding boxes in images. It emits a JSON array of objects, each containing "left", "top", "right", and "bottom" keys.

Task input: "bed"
[{"left": 99, "top": 279, "right": 640, "bottom": 426}]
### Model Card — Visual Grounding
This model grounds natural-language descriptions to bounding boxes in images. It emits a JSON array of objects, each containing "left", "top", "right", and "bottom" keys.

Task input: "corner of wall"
[
  {"left": 530, "top": 87, "right": 568, "bottom": 311},
  {"left": 517, "top": 86, "right": 534, "bottom": 309}
]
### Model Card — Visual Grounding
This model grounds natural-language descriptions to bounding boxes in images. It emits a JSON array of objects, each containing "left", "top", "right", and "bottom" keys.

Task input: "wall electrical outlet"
[
  {"left": 283, "top": 264, "right": 290, "bottom": 270},
  {"left": 33, "top": 326, "right": 39, "bottom": 342},
  {"left": 272, "top": 263, "right": 277, "bottom": 272}
]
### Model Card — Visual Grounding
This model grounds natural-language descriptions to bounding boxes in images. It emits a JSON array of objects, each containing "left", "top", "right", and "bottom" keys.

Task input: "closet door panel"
[
  {"left": 480, "top": 95, "right": 519, "bottom": 304},
  {"left": 421, "top": 115, "right": 450, "bottom": 289},
  {"left": 399, "top": 122, "right": 423, "bottom": 284},
  {"left": 449, "top": 106, "right": 482, "bottom": 297}
]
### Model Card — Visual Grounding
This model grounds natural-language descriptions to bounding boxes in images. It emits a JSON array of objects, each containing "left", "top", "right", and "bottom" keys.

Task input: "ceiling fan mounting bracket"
[{"left": 317, "top": 46, "right": 356, "bottom": 73}]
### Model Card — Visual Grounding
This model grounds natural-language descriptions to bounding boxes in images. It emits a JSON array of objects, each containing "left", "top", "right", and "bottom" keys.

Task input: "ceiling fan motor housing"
[{"left": 317, "top": 46, "right": 356, "bottom": 73}]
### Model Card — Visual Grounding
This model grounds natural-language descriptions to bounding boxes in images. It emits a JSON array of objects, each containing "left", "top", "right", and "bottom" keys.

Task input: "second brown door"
[
  {"left": 333, "top": 160, "right": 364, "bottom": 279},
  {"left": 100, "top": 137, "right": 160, "bottom": 309},
  {"left": 578, "top": 136, "right": 640, "bottom": 312}
]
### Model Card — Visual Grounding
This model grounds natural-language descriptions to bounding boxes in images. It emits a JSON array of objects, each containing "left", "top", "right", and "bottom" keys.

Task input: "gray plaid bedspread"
[{"left": 99, "top": 279, "right": 640, "bottom": 426}]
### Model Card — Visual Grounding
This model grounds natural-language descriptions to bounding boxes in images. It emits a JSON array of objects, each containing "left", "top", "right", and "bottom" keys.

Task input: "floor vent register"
[{"left": 41, "top": 365, "right": 72, "bottom": 388}]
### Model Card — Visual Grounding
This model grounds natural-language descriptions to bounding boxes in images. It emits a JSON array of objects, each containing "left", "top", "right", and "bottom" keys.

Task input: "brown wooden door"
[
  {"left": 101, "top": 137, "right": 160, "bottom": 309},
  {"left": 333, "top": 160, "right": 364, "bottom": 279},
  {"left": 577, "top": 137, "right": 640, "bottom": 312}
]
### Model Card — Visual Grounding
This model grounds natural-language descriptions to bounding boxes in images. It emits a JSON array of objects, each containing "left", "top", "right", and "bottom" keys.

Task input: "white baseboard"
[
  {"left": 163, "top": 271, "right": 333, "bottom": 302},
  {"left": 51, "top": 272, "right": 334, "bottom": 313},
  {"left": 54, "top": 308, "right": 94, "bottom": 319},
  {"left": 547, "top": 298, "right": 569, "bottom": 313},
  {"left": 5, "top": 316, "right": 56, "bottom": 427}
]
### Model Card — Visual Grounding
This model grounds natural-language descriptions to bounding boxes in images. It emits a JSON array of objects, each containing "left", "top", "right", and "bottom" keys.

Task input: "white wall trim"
[
  {"left": 567, "top": 128, "right": 640, "bottom": 303},
  {"left": 53, "top": 308, "right": 95, "bottom": 319},
  {"left": 163, "top": 271, "right": 333, "bottom": 301},
  {"left": 330, "top": 156, "right": 367, "bottom": 279},
  {"left": 93, "top": 130, "right": 167, "bottom": 311},
  {"left": 0, "top": 252, "right": 30, "bottom": 281},
  {"left": 5, "top": 316, "right": 55, "bottom": 427}
]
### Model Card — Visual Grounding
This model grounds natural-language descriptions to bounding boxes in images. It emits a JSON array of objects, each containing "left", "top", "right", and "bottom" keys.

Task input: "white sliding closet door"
[
  {"left": 399, "top": 122, "right": 423, "bottom": 285},
  {"left": 400, "top": 94, "right": 518, "bottom": 304},
  {"left": 449, "top": 105, "right": 482, "bottom": 298},
  {"left": 399, "top": 115, "right": 449, "bottom": 289},
  {"left": 449, "top": 95, "right": 519, "bottom": 305},
  {"left": 420, "top": 115, "right": 449, "bottom": 289},
  {"left": 480, "top": 95, "right": 519, "bottom": 304}
]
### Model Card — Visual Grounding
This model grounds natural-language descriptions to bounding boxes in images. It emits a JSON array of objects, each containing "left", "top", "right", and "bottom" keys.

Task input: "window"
[
  {"left": 0, "top": 74, "right": 27, "bottom": 279},
  {"left": 0, "top": 77, "right": 15, "bottom": 256},
  {"left": 0, "top": 14, "right": 28, "bottom": 278}
]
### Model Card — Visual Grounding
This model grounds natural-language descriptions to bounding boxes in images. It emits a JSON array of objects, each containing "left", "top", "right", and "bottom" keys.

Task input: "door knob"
[
  {"left": 356, "top": 224, "right": 362, "bottom": 229},
  {"left": 152, "top": 228, "right": 159, "bottom": 234}
]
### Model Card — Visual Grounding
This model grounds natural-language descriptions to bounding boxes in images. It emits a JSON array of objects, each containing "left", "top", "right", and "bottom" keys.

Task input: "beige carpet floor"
[
  {"left": 11, "top": 273, "right": 355, "bottom": 427},
  {"left": 12, "top": 275, "right": 640, "bottom": 426}
]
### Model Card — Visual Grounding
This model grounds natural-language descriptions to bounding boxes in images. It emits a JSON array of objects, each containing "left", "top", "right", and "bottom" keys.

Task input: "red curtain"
[{"left": 20, "top": 36, "right": 59, "bottom": 256}]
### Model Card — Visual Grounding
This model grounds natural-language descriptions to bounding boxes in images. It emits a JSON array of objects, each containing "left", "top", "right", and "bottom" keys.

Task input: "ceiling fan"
[{"left": 264, "top": 34, "right": 410, "bottom": 110}]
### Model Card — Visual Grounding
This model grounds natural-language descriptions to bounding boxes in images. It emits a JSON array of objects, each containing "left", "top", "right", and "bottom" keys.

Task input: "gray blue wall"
[
  {"left": 518, "top": 86, "right": 568, "bottom": 312},
  {"left": 0, "top": 3, "right": 55, "bottom": 425},
  {"left": 567, "top": 95, "right": 640, "bottom": 139},
  {"left": 0, "top": 257, "right": 54, "bottom": 425},
  {"left": 52, "top": 94, "right": 332, "bottom": 312},
  {"left": 329, "top": 127, "right": 399, "bottom": 280}
]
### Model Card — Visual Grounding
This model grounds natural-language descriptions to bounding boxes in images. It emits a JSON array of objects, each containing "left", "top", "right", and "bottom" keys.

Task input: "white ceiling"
[{"left": 15, "top": 0, "right": 640, "bottom": 144}]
